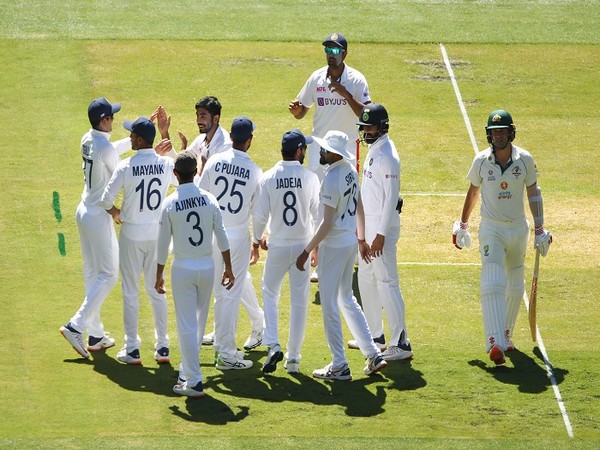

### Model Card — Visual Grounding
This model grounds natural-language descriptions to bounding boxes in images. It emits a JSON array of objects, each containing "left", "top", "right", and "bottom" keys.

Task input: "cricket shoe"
[
  {"left": 243, "top": 329, "right": 263, "bottom": 350},
  {"left": 202, "top": 331, "right": 214, "bottom": 346},
  {"left": 154, "top": 347, "right": 170, "bottom": 364},
  {"left": 310, "top": 270, "right": 318, "bottom": 283},
  {"left": 364, "top": 354, "right": 388, "bottom": 376},
  {"left": 312, "top": 363, "right": 352, "bottom": 381},
  {"left": 175, "top": 374, "right": 186, "bottom": 387},
  {"left": 489, "top": 345, "right": 506, "bottom": 366},
  {"left": 382, "top": 343, "right": 413, "bottom": 361},
  {"left": 117, "top": 347, "right": 142, "bottom": 365},
  {"left": 348, "top": 334, "right": 387, "bottom": 351},
  {"left": 504, "top": 330, "right": 515, "bottom": 351},
  {"left": 215, "top": 354, "right": 253, "bottom": 370},
  {"left": 262, "top": 344, "right": 283, "bottom": 374},
  {"left": 87, "top": 333, "right": 116, "bottom": 352},
  {"left": 173, "top": 381, "right": 205, "bottom": 398},
  {"left": 60, "top": 323, "right": 90, "bottom": 359},
  {"left": 284, "top": 358, "right": 300, "bottom": 374}
]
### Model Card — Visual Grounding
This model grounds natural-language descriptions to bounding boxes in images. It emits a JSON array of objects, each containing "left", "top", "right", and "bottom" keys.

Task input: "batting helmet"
[
  {"left": 357, "top": 103, "right": 389, "bottom": 144},
  {"left": 485, "top": 109, "right": 516, "bottom": 144}
]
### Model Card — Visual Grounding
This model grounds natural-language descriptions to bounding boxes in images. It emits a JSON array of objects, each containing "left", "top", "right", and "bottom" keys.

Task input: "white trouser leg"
[
  {"left": 241, "top": 272, "right": 264, "bottom": 331},
  {"left": 357, "top": 257, "right": 384, "bottom": 339},
  {"left": 71, "top": 203, "right": 119, "bottom": 336},
  {"left": 261, "top": 246, "right": 289, "bottom": 348},
  {"left": 172, "top": 259, "right": 213, "bottom": 386},
  {"left": 286, "top": 244, "right": 310, "bottom": 361},
  {"left": 504, "top": 221, "right": 528, "bottom": 340},
  {"left": 142, "top": 239, "right": 169, "bottom": 349},
  {"left": 119, "top": 234, "right": 143, "bottom": 352}
]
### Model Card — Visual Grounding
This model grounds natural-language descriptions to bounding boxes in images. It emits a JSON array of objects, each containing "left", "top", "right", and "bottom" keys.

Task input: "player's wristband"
[
  {"left": 535, "top": 226, "right": 545, "bottom": 236},
  {"left": 460, "top": 221, "right": 468, "bottom": 230}
]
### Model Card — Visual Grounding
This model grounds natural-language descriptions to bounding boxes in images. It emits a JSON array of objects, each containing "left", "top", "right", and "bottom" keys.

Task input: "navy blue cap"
[
  {"left": 282, "top": 129, "right": 313, "bottom": 152},
  {"left": 322, "top": 32, "right": 348, "bottom": 51},
  {"left": 123, "top": 117, "right": 156, "bottom": 144},
  {"left": 230, "top": 116, "right": 255, "bottom": 141},
  {"left": 88, "top": 97, "right": 121, "bottom": 124}
]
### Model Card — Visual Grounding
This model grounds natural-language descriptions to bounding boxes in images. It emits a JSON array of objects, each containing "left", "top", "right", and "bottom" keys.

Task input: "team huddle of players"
[{"left": 59, "top": 32, "right": 552, "bottom": 398}]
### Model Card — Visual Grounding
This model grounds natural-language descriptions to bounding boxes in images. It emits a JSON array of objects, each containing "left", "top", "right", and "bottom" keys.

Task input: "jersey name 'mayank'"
[
  {"left": 175, "top": 196, "right": 208, "bottom": 212},
  {"left": 132, "top": 164, "right": 165, "bottom": 176},
  {"left": 214, "top": 162, "right": 250, "bottom": 179},
  {"left": 276, "top": 177, "right": 302, "bottom": 189}
]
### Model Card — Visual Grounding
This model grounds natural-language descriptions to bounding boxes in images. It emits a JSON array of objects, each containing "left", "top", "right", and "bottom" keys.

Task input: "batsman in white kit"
[
  {"left": 197, "top": 116, "right": 262, "bottom": 370},
  {"left": 60, "top": 98, "right": 130, "bottom": 358},
  {"left": 253, "top": 129, "right": 320, "bottom": 374},
  {"left": 453, "top": 110, "right": 552, "bottom": 366},
  {"left": 296, "top": 130, "right": 387, "bottom": 380},
  {"left": 353, "top": 103, "right": 413, "bottom": 361},
  {"left": 100, "top": 117, "right": 177, "bottom": 365},
  {"left": 155, "top": 151, "right": 234, "bottom": 397}
]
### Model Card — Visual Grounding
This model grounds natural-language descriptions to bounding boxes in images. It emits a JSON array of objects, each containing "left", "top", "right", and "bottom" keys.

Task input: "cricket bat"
[{"left": 528, "top": 247, "right": 541, "bottom": 341}]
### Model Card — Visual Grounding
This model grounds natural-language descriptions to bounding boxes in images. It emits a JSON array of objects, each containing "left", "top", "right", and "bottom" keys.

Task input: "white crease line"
[
  {"left": 524, "top": 292, "right": 575, "bottom": 438},
  {"left": 439, "top": 43, "right": 479, "bottom": 155},
  {"left": 440, "top": 42, "right": 574, "bottom": 439},
  {"left": 403, "top": 192, "right": 464, "bottom": 197}
]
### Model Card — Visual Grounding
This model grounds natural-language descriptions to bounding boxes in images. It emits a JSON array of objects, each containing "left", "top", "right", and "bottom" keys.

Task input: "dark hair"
[
  {"left": 281, "top": 145, "right": 299, "bottom": 159},
  {"left": 195, "top": 96, "right": 221, "bottom": 117}
]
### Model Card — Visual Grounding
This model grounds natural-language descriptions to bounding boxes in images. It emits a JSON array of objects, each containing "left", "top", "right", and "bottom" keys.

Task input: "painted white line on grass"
[
  {"left": 251, "top": 261, "right": 479, "bottom": 267},
  {"left": 439, "top": 43, "right": 479, "bottom": 155},
  {"left": 523, "top": 292, "right": 575, "bottom": 438},
  {"left": 440, "top": 42, "right": 574, "bottom": 439},
  {"left": 403, "top": 192, "right": 464, "bottom": 197}
]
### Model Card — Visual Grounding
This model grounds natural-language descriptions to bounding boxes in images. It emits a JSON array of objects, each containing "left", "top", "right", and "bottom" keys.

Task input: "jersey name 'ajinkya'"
[
  {"left": 132, "top": 164, "right": 166, "bottom": 176},
  {"left": 276, "top": 177, "right": 302, "bottom": 189},
  {"left": 214, "top": 162, "right": 250, "bottom": 180},
  {"left": 174, "top": 196, "right": 208, "bottom": 212}
]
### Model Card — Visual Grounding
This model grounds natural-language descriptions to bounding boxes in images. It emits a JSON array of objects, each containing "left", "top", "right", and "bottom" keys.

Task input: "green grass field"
[{"left": 1, "top": 1, "right": 599, "bottom": 448}]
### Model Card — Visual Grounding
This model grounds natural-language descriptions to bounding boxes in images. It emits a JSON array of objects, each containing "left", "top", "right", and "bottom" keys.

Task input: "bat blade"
[{"left": 528, "top": 248, "right": 541, "bottom": 341}]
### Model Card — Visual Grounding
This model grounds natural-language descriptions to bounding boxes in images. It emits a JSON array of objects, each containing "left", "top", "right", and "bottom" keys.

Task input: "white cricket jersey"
[
  {"left": 101, "top": 148, "right": 176, "bottom": 240},
  {"left": 157, "top": 183, "right": 229, "bottom": 265},
  {"left": 320, "top": 159, "right": 360, "bottom": 248},
  {"left": 467, "top": 145, "right": 537, "bottom": 223},
  {"left": 196, "top": 148, "right": 262, "bottom": 232},
  {"left": 187, "top": 124, "right": 232, "bottom": 161},
  {"left": 361, "top": 135, "right": 401, "bottom": 235},
  {"left": 80, "top": 129, "right": 131, "bottom": 208},
  {"left": 253, "top": 160, "right": 320, "bottom": 247}
]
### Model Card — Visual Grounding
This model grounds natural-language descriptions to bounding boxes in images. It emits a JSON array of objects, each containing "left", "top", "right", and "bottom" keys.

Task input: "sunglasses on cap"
[
  {"left": 324, "top": 46, "right": 343, "bottom": 55},
  {"left": 319, "top": 146, "right": 330, "bottom": 155}
]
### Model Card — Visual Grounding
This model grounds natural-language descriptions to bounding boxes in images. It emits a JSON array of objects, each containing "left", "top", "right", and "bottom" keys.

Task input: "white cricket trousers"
[
  {"left": 261, "top": 242, "right": 310, "bottom": 361},
  {"left": 479, "top": 219, "right": 528, "bottom": 351},
  {"left": 357, "top": 222, "right": 408, "bottom": 347},
  {"left": 71, "top": 202, "right": 119, "bottom": 337},
  {"left": 119, "top": 232, "right": 169, "bottom": 352},
  {"left": 213, "top": 229, "right": 253, "bottom": 360},
  {"left": 318, "top": 243, "right": 380, "bottom": 368},
  {"left": 171, "top": 257, "right": 213, "bottom": 386}
]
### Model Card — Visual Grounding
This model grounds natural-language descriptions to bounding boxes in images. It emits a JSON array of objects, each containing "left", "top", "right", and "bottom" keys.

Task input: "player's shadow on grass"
[
  {"left": 88, "top": 351, "right": 179, "bottom": 397},
  {"left": 468, "top": 347, "right": 568, "bottom": 393},
  {"left": 381, "top": 359, "right": 427, "bottom": 392},
  {"left": 169, "top": 399, "right": 249, "bottom": 424},
  {"left": 207, "top": 369, "right": 388, "bottom": 417}
]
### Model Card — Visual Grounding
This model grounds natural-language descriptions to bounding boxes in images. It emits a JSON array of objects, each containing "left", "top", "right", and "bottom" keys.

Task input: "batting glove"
[
  {"left": 452, "top": 221, "right": 472, "bottom": 250},
  {"left": 534, "top": 227, "right": 552, "bottom": 257}
]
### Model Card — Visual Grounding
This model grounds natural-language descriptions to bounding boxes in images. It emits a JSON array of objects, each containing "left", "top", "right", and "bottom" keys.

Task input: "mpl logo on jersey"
[{"left": 316, "top": 87, "right": 327, "bottom": 92}]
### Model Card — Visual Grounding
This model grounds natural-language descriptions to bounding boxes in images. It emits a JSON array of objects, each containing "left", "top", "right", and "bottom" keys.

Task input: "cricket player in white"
[
  {"left": 101, "top": 117, "right": 177, "bottom": 365},
  {"left": 154, "top": 99, "right": 265, "bottom": 347},
  {"left": 60, "top": 98, "right": 130, "bottom": 359},
  {"left": 253, "top": 129, "right": 320, "bottom": 374},
  {"left": 155, "top": 151, "right": 234, "bottom": 398},
  {"left": 296, "top": 130, "right": 387, "bottom": 380},
  {"left": 354, "top": 103, "right": 413, "bottom": 361},
  {"left": 454, "top": 110, "right": 552, "bottom": 366},
  {"left": 197, "top": 116, "right": 262, "bottom": 370},
  {"left": 289, "top": 32, "right": 371, "bottom": 179}
]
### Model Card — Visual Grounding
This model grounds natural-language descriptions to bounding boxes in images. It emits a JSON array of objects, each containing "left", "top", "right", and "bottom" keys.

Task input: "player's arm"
[
  {"left": 328, "top": 81, "right": 366, "bottom": 117},
  {"left": 296, "top": 204, "right": 335, "bottom": 271},
  {"left": 356, "top": 192, "right": 372, "bottom": 263},
  {"left": 527, "top": 182, "right": 552, "bottom": 256},
  {"left": 100, "top": 166, "right": 125, "bottom": 223},
  {"left": 155, "top": 263, "right": 166, "bottom": 294},
  {"left": 151, "top": 105, "right": 171, "bottom": 140},
  {"left": 452, "top": 183, "right": 479, "bottom": 249}
]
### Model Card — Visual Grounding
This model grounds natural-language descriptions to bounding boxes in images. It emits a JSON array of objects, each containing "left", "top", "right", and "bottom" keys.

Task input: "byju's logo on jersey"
[{"left": 317, "top": 97, "right": 347, "bottom": 107}]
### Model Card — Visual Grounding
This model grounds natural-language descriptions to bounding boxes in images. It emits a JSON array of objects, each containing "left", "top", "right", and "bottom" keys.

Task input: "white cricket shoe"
[
  {"left": 60, "top": 323, "right": 90, "bottom": 359},
  {"left": 87, "top": 333, "right": 116, "bottom": 352},
  {"left": 382, "top": 345, "right": 413, "bottom": 361},
  {"left": 348, "top": 334, "right": 387, "bottom": 351},
  {"left": 312, "top": 363, "right": 352, "bottom": 381},
  {"left": 364, "top": 354, "right": 388, "bottom": 375},
  {"left": 173, "top": 381, "right": 205, "bottom": 398},
  {"left": 154, "top": 347, "right": 170, "bottom": 364},
  {"left": 262, "top": 344, "right": 283, "bottom": 374},
  {"left": 116, "top": 347, "right": 142, "bottom": 365},
  {"left": 243, "top": 329, "right": 263, "bottom": 350},
  {"left": 202, "top": 331, "right": 214, "bottom": 346},
  {"left": 310, "top": 270, "right": 318, "bottom": 283},
  {"left": 284, "top": 359, "right": 300, "bottom": 374},
  {"left": 215, "top": 354, "right": 253, "bottom": 370}
]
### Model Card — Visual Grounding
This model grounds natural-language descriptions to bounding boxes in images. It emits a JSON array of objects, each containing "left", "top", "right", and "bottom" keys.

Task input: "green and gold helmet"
[{"left": 485, "top": 109, "right": 516, "bottom": 143}]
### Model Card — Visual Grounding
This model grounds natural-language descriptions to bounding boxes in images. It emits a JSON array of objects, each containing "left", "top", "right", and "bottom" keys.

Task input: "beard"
[{"left": 319, "top": 155, "right": 328, "bottom": 165}]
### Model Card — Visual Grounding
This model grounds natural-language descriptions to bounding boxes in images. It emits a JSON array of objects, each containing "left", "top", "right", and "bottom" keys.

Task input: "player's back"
[{"left": 197, "top": 148, "right": 262, "bottom": 230}]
